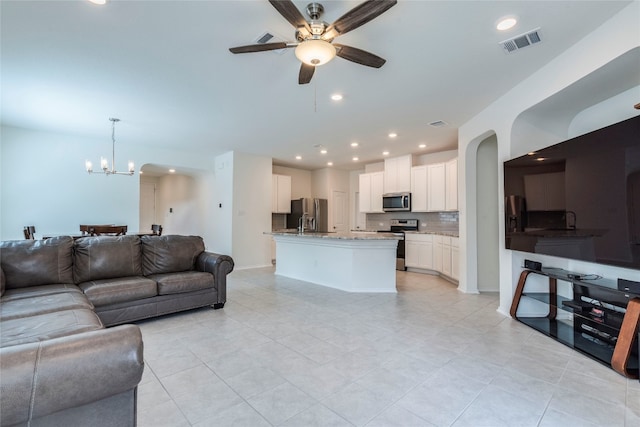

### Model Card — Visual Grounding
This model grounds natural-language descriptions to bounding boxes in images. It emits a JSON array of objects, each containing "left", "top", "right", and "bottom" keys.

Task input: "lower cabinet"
[
  {"left": 405, "top": 234, "right": 459, "bottom": 280},
  {"left": 405, "top": 234, "right": 434, "bottom": 270},
  {"left": 451, "top": 237, "right": 459, "bottom": 281}
]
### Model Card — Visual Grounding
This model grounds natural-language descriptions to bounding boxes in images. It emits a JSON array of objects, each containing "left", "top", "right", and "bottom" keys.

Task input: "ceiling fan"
[{"left": 229, "top": 0, "right": 397, "bottom": 84}]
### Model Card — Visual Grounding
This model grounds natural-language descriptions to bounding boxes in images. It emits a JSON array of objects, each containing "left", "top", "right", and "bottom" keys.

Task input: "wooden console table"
[{"left": 510, "top": 268, "right": 639, "bottom": 379}]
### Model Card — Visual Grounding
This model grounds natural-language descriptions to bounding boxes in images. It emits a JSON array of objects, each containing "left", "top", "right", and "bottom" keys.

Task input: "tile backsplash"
[{"left": 365, "top": 211, "right": 459, "bottom": 233}]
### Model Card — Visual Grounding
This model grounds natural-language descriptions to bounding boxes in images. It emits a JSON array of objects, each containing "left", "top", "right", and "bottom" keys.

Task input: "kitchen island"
[{"left": 269, "top": 231, "right": 402, "bottom": 293}]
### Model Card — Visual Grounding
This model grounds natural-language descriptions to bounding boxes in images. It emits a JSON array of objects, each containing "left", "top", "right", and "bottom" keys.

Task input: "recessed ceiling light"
[
  {"left": 320, "top": 149, "right": 327, "bottom": 154},
  {"left": 331, "top": 94, "right": 343, "bottom": 101},
  {"left": 352, "top": 157, "right": 359, "bottom": 161},
  {"left": 295, "top": 155, "right": 302, "bottom": 160},
  {"left": 388, "top": 133, "right": 397, "bottom": 138},
  {"left": 419, "top": 143, "right": 426, "bottom": 149},
  {"left": 88, "top": 0, "right": 107, "bottom": 4},
  {"left": 536, "top": 157, "right": 545, "bottom": 161},
  {"left": 327, "top": 162, "right": 333, "bottom": 166},
  {"left": 497, "top": 17, "right": 517, "bottom": 31},
  {"left": 169, "top": 169, "right": 176, "bottom": 173},
  {"left": 527, "top": 151, "right": 536, "bottom": 156},
  {"left": 351, "top": 142, "right": 359, "bottom": 147},
  {"left": 382, "top": 151, "right": 390, "bottom": 156}
]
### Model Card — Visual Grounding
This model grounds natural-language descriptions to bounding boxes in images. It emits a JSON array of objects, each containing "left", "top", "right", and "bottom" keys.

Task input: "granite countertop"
[
  {"left": 405, "top": 231, "right": 459, "bottom": 237},
  {"left": 267, "top": 230, "right": 402, "bottom": 240}
]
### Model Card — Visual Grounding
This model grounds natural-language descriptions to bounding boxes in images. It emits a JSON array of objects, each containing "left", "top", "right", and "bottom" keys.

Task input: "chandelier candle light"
[{"left": 85, "top": 118, "right": 134, "bottom": 176}]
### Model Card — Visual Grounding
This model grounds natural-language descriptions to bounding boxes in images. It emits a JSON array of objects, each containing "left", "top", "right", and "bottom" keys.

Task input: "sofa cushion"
[
  {"left": 0, "top": 291, "right": 93, "bottom": 321},
  {"left": 79, "top": 276, "right": 157, "bottom": 307},
  {"left": 1, "top": 284, "right": 82, "bottom": 302},
  {"left": 148, "top": 271, "right": 215, "bottom": 295},
  {"left": 73, "top": 235, "right": 143, "bottom": 284},
  {"left": 0, "top": 308, "right": 103, "bottom": 347},
  {"left": 0, "top": 236, "right": 74, "bottom": 289},
  {"left": 141, "top": 235, "right": 205, "bottom": 276}
]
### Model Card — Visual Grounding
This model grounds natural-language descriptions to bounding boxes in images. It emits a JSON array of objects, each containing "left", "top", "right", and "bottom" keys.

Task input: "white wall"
[
  {"left": 231, "top": 151, "right": 273, "bottom": 269},
  {"left": 156, "top": 174, "right": 201, "bottom": 236},
  {"left": 211, "top": 152, "right": 234, "bottom": 256},
  {"left": 0, "top": 125, "right": 219, "bottom": 241},
  {"left": 415, "top": 150, "right": 457, "bottom": 166},
  {"left": 476, "top": 135, "right": 499, "bottom": 292},
  {"left": 1, "top": 126, "right": 137, "bottom": 239},
  {"left": 457, "top": 2, "right": 640, "bottom": 314}
]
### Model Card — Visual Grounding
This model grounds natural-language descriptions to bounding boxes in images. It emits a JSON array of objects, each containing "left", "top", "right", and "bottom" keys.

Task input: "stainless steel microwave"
[{"left": 382, "top": 192, "right": 411, "bottom": 212}]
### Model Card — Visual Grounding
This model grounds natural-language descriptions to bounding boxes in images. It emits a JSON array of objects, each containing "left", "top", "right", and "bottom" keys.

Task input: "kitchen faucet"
[
  {"left": 298, "top": 213, "right": 308, "bottom": 234},
  {"left": 566, "top": 211, "right": 577, "bottom": 229}
]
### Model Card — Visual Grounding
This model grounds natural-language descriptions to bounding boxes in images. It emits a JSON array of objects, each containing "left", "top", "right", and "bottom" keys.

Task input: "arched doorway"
[{"left": 476, "top": 135, "right": 500, "bottom": 291}]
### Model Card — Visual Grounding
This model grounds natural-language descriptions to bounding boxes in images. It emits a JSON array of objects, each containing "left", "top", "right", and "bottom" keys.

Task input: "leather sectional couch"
[{"left": 0, "top": 234, "right": 234, "bottom": 427}]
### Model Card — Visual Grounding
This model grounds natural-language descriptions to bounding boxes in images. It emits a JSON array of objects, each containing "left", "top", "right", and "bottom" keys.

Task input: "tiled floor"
[{"left": 136, "top": 268, "right": 640, "bottom": 426}]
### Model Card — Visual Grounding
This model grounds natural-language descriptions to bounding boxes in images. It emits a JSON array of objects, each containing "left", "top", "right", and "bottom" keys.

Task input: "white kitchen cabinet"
[
  {"left": 384, "top": 155, "right": 412, "bottom": 193},
  {"left": 359, "top": 172, "right": 384, "bottom": 213},
  {"left": 427, "top": 163, "right": 446, "bottom": 211},
  {"left": 445, "top": 158, "right": 458, "bottom": 211},
  {"left": 272, "top": 174, "right": 291, "bottom": 213},
  {"left": 433, "top": 235, "right": 443, "bottom": 273},
  {"left": 406, "top": 233, "right": 459, "bottom": 281},
  {"left": 410, "top": 165, "right": 428, "bottom": 212},
  {"left": 524, "top": 172, "right": 565, "bottom": 211},
  {"left": 405, "top": 233, "right": 434, "bottom": 269},
  {"left": 441, "top": 236, "right": 453, "bottom": 277},
  {"left": 451, "top": 237, "right": 459, "bottom": 281}
]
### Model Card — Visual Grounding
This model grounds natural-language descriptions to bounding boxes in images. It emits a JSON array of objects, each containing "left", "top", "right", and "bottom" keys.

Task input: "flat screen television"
[{"left": 503, "top": 115, "right": 640, "bottom": 270}]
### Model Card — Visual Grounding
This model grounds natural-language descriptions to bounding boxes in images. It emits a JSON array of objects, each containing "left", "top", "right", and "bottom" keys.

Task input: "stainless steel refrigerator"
[
  {"left": 287, "top": 198, "right": 328, "bottom": 232},
  {"left": 505, "top": 195, "right": 527, "bottom": 233}
]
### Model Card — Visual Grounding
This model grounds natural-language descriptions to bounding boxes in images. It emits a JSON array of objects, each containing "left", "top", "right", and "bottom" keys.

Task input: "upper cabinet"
[
  {"left": 384, "top": 155, "right": 413, "bottom": 194},
  {"left": 359, "top": 172, "right": 384, "bottom": 213},
  {"left": 272, "top": 174, "right": 291, "bottom": 213},
  {"left": 445, "top": 158, "right": 458, "bottom": 211},
  {"left": 524, "top": 172, "right": 565, "bottom": 211},
  {"left": 427, "top": 163, "right": 446, "bottom": 211},
  {"left": 411, "top": 158, "right": 458, "bottom": 212},
  {"left": 411, "top": 165, "right": 428, "bottom": 212}
]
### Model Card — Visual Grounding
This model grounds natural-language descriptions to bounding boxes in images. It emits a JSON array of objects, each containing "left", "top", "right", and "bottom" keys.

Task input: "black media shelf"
[{"left": 511, "top": 268, "right": 640, "bottom": 379}]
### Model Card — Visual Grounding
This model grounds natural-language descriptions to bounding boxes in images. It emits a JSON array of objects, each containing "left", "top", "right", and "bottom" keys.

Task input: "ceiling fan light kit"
[
  {"left": 229, "top": 0, "right": 397, "bottom": 84},
  {"left": 295, "top": 39, "right": 336, "bottom": 66}
]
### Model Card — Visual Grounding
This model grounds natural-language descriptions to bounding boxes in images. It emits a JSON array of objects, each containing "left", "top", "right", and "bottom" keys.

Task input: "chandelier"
[{"left": 85, "top": 118, "right": 134, "bottom": 176}]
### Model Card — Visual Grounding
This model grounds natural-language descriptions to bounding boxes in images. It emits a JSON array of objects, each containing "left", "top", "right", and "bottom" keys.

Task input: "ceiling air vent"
[
  {"left": 257, "top": 32, "right": 274, "bottom": 44},
  {"left": 499, "top": 28, "right": 542, "bottom": 54},
  {"left": 256, "top": 31, "right": 287, "bottom": 54},
  {"left": 429, "top": 120, "right": 448, "bottom": 128}
]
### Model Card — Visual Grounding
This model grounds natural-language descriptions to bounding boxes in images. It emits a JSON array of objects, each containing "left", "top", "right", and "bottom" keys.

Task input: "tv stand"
[{"left": 510, "top": 267, "right": 640, "bottom": 378}]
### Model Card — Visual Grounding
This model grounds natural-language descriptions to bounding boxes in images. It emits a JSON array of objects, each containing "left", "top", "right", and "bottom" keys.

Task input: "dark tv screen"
[{"left": 503, "top": 115, "right": 640, "bottom": 270}]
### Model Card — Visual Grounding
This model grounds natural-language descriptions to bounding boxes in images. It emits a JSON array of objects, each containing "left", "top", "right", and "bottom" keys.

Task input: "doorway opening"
[{"left": 476, "top": 134, "right": 500, "bottom": 292}]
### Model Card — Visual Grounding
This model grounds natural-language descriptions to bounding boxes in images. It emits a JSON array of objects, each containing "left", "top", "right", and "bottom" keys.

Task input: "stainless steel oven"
[{"left": 379, "top": 219, "right": 418, "bottom": 271}]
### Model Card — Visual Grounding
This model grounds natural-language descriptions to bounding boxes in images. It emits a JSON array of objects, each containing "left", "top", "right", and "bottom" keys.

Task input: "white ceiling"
[{"left": 0, "top": 0, "right": 633, "bottom": 171}]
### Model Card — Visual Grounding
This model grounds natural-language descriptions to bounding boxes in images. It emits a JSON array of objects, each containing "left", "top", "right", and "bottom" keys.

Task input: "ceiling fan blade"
[
  {"left": 323, "top": 0, "right": 397, "bottom": 40},
  {"left": 298, "top": 63, "right": 315, "bottom": 85},
  {"left": 334, "top": 44, "right": 386, "bottom": 68},
  {"left": 229, "top": 42, "right": 292, "bottom": 54},
  {"left": 269, "top": 0, "right": 312, "bottom": 34}
]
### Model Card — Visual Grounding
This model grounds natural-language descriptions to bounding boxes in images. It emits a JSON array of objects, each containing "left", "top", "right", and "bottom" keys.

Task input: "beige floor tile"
[{"left": 135, "top": 267, "right": 635, "bottom": 427}]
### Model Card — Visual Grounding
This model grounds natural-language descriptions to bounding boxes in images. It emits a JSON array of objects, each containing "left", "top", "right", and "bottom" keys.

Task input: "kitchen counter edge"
[{"left": 266, "top": 231, "right": 402, "bottom": 240}]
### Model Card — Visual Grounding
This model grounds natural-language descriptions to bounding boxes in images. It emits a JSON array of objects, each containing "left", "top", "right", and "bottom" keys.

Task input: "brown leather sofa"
[{"left": 0, "top": 234, "right": 234, "bottom": 426}]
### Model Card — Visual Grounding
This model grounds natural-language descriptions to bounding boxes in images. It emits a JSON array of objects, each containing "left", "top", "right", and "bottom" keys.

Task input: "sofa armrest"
[
  {"left": 196, "top": 252, "right": 234, "bottom": 304},
  {"left": 0, "top": 324, "right": 144, "bottom": 426}
]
